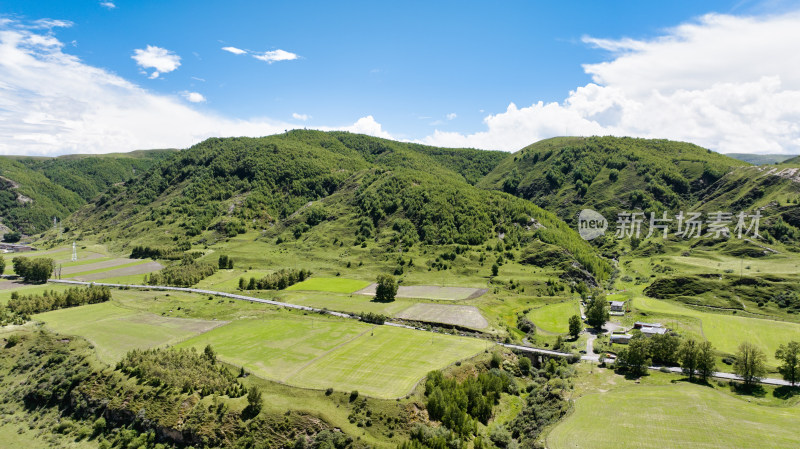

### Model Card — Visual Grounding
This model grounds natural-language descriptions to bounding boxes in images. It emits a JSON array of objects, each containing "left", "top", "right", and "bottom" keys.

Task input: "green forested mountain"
[
  {"left": 478, "top": 136, "right": 749, "bottom": 224},
  {"left": 67, "top": 131, "right": 611, "bottom": 281},
  {"left": 0, "top": 150, "right": 173, "bottom": 235},
  {"left": 782, "top": 155, "right": 800, "bottom": 165}
]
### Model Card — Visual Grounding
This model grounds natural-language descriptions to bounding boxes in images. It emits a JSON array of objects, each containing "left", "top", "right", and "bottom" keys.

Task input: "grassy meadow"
[
  {"left": 526, "top": 300, "right": 580, "bottom": 334},
  {"left": 548, "top": 382, "right": 800, "bottom": 449}
]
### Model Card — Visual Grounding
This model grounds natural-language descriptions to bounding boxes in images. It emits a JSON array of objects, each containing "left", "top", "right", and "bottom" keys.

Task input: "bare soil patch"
[
  {"left": 73, "top": 261, "right": 163, "bottom": 281},
  {"left": 395, "top": 303, "right": 489, "bottom": 329},
  {"left": 62, "top": 258, "right": 139, "bottom": 275}
]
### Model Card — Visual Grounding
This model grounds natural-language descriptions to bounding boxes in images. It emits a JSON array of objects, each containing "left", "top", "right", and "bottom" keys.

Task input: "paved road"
[
  {"left": 47, "top": 278, "right": 792, "bottom": 386},
  {"left": 651, "top": 365, "right": 793, "bottom": 387}
]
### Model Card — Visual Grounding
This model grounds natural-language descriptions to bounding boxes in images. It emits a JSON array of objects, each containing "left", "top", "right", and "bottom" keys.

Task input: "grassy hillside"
[
  {"left": 0, "top": 150, "right": 172, "bottom": 235},
  {"left": 479, "top": 136, "right": 748, "bottom": 224},
  {"left": 0, "top": 158, "right": 83, "bottom": 235},
  {"left": 693, "top": 166, "right": 800, "bottom": 250},
  {"left": 65, "top": 130, "right": 611, "bottom": 281}
]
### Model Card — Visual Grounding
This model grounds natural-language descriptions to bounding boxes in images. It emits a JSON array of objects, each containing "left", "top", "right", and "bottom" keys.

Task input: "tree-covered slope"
[
  {"left": 16, "top": 149, "right": 175, "bottom": 200},
  {"left": 0, "top": 158, "right": 83, "bottom": 235},
  {"left": 694, "top": 165, "right": 800, "bottom": 249},
  {"left": 66, "top": 130, "right": 611, "bottom": 281},
  {"left": 478, "top": 136, "right": 749, "bottom": 224},
  {"left": 0, "top": 150, "right": 173, "bottom": 235}
]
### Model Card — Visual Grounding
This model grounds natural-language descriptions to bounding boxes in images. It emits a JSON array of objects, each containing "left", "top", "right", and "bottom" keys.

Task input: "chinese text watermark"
[{"left": 577, "top": 209, "right": 761, "bottom": 241}]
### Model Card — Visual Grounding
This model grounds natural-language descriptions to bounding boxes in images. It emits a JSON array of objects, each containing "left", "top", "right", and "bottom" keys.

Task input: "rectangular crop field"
[
  {"left": 395, "top": 303, "right": 489, "bottom": 329},
  {"left": 274, "top": 291, "right": 413, "bottom": 316},
  {"left": 177, "top": 317, "right": 368, "bottom": 380},
  {"left": 289, "top": 325, "right": 486, "bottom": 398},
  {"left": 177, "top": 316, "right": 486, "bottom": 398},
  {"left": 286, "top": 277, "right": 372, "bottom": 294}
]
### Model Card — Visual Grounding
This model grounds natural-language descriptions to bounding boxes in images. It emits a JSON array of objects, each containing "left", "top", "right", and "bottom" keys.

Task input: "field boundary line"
[{"left": 282, "top": 325, "right": 377, "bottom": 381}]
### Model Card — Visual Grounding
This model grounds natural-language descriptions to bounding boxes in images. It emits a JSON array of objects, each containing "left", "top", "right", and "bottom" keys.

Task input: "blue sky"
[{"left": 2, "top": 0, "right": 800, "bottom": 154}]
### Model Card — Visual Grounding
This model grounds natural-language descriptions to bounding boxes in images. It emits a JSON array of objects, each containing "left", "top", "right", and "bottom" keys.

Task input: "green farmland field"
[
  {"left": 177, "top": 315, "right": 486, "bottom": 398},
  {"left": 286, "top": 277, "right": 372, "bottom": 293},
  {"left": 35, "top": 301, "right": 224, "bottom": 363},
  {"left": 547, "top": 383, "right": 800, "bottom": 449},
  {"left": 634, "top": 297, "right": 800, "bottom": 366},
  {"left": 526, "top": 300, "right": 580, "bottom": 334}
]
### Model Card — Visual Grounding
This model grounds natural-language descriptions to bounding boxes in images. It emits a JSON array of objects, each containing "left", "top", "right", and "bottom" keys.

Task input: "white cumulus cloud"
[
  {"left": 422, "top": 12, "right": 800, "bottom": 154},
  {"left": 253, "top": 49, "right": 298, "bottom": 63},
  {"left": 132, "top": 45, "right": 181, "bottom": 79},
  {"left": 0, "top": 25, "right": 390, "bottom": 155},
  {"left": 327, "top": 116, "right": 392, "bottom": 139},
  {"left": 182, "top": 91, "right": 206, "bottom": 103},
  {"left": 446, "top": 112, "right": 457, "bottom": 120},
  {"left": 292, "top": 113, "right": 310, "bottom": 121}
]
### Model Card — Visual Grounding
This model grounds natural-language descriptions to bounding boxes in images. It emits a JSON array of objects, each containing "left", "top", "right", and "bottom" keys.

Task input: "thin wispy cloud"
[
  {"left": 31, "top": 19, "right": 73, "bottom": 29},
  {"left": 221, "top": 46, "right": 246, "bottom": 55},
  {"left": 446, "top": 113, "right": 457, "bottom": 120},
  {"left": 221, "top": 46, "right": 298, "bottom": 64},
  {"left": 132, "top": 45, "right": 181, "bottom": 79},
  {"left": 100, "top": 2, "right": 116, "bottom": 9}
]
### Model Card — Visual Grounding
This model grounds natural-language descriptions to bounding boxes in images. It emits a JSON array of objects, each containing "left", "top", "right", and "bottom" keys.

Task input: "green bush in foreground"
[{"left": 12, "top": 256, "right": 54, "bottom": 283}]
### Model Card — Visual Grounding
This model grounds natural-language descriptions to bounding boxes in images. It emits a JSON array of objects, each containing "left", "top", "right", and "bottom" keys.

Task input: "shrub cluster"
[
  {"left": 218, "top": 254, "right": 234, "bottom": 269},
  {"left": 5, "top": 285, "right": 111, "bottom": 317},
  {"left": 116, "top": 347, "right": 246, "bottom": 397},
  {"left": 238, "top": 268, "right": 311, "bottom": 290},
  {"left": 358, "top": 312, "right": 387, "bottom": 324},
  {"left": 129, "top": 244, "right": 190, "bottom": 260},
  {"left": 424, "top": 369, "right": 512, "bottom": 436},
  {"left": 146, "top": 259, "right": 217, "bottom": 287},
  {"left": 12, "top": 256, "right": 54, "bottom": 283}
]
